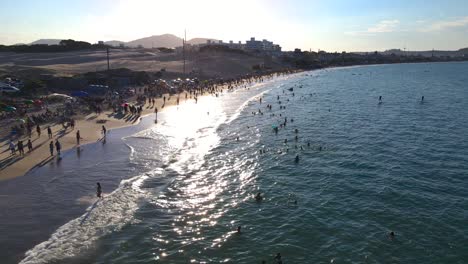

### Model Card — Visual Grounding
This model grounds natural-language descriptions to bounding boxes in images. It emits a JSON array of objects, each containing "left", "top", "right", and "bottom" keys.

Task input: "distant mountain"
[
  {"left": 353, "top": 48, "right": 468, "bottom": 58},
  {"left": 29, "top": 39, "right": 63, "bottom": 45},
  {"left": 126, "top": 34, "right": 182, "bottom": 48},
  {"left": 26, "top": 35, "right": 220, "bottom": 49},
  {"left": 105, "top": 40, "right": 126, "bottom": 47},
  {"left": 124, "top": 34, "right": 218, "bottom": 48},
  {"left": 458, "top": 47, "right": 468, "bottom": 54}
]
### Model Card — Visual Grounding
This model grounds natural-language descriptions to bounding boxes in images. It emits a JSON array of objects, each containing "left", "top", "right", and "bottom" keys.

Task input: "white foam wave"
[{"left": 20, "top": 175, "right": 148, "bottom": 264}]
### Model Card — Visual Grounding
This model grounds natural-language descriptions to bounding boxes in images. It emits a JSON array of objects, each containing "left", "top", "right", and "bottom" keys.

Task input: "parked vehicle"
[{"left": 0, "top": 82, "right": 20, "bottom": 93}]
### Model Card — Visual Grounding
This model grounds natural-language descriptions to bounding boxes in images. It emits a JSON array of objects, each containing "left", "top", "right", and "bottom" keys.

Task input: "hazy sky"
[{"left": 1, "top": 0, "right": 468, "bottom": 51}]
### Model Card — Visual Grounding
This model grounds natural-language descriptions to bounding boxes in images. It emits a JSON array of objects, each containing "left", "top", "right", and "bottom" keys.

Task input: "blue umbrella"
[{"left": 71, "top": 91, "right": 89, "bottom": 97}]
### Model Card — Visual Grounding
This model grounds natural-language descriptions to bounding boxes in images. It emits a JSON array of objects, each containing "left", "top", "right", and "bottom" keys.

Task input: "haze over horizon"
[{"left": 1, "top": 0, "right": 468, "bottom": 52}]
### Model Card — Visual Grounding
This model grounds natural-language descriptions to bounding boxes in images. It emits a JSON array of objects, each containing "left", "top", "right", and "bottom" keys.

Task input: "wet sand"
[{"left": 0, "top": 93, "right": 185, "bottom": 181}]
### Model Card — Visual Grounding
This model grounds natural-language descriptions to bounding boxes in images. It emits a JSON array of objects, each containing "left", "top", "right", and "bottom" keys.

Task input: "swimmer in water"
[
  {"left": 389, "top": 231, "right": 395, "bottom": 240},
  {"left": 237, "top": 226, "right": 242, "bottom": 233},
  {"left": 255, "top": 192, "right": 263, "bottom": 201},
  {"left": 295, "top": 155, "right": 299, "bottom": 163},
  {"left": 274, "top": 253, "right": 282, "bottom": 262}
]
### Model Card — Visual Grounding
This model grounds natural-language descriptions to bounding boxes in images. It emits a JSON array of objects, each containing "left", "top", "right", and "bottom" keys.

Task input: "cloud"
[
  {"left": 424, "top": 16, "right": 468, "bottom": 31},
  {"left": 368, "top": 20, "right": 400, "bottom": 33},
  {"left": 345, "top": 19, "right": 399, "bottom": 36}
]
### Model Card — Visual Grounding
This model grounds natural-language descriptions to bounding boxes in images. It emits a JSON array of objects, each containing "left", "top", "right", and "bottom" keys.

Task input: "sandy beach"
[{"left": 0, "top": 92, "right": 185, "bottom": 181}]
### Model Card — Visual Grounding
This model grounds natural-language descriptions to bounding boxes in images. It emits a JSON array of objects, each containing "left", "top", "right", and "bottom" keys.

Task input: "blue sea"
[{"left": 1, "top": 62, "right": 467, "bottom": 264}]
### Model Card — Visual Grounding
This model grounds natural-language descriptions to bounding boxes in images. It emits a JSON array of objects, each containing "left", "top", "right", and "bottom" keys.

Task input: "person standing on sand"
[
  {"left": 36, "top": 125, "right": 41, "bottom": 137},
  {"left": 55, "top": 140, "right": 61, "bottom": 156},
  {"left": 101, "top": 125, "right": 107, "bottom": 136},
  {"left": 27, "top": 139, "right": 33, "bottom": 152},
  {"left": 9, "top": 141, "right": 16, "bottom": 155},
  {"left": 96, "top": 182, "right": 102, "bottom": 198},
  {"left": 17, "top": 140, "right": 24, "bottom": 156},
  {"left": 76, "top": 130, "right": 81, "bottom": 145},
  {"left": 47, "top": 126, "right": 52, "bottom": 139},
  {"left": 49, "top": 141, "right": 54, "bottom": 156}
]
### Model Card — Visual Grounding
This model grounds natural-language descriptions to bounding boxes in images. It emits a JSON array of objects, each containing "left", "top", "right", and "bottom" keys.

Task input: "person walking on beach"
[
  {"left": 17, "top": 140, "right": 24, "bottom": 156},
  {"left": 36, "top": 125, "right": 41, "bottom": 137},
  {"left": 101, "top": 125, "right": 107, "bottom": 136},
  {"left": 76, "top": 130, "right": 81, "bottom": 145},
  {"left": 9, "top": 141, "right": 16, "bottom": 155},
  {"left": 27, "top": 139, "right": 33, "bottom": 152},
  {"left": 47, "top": 126, "right": 52, "bottom": 139},
  {"left": 55, "top": 140, "right": 61, "bottom": 156},
  {"left": 49, "top": 141, "right": 54, "bottom": 156},
  {"left": 96, "top": 182, "right": 102, "bottom": 198}
]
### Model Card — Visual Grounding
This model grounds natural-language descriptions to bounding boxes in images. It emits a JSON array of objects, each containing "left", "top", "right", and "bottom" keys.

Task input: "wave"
[{"left": 19, "top": 175, "right": 148, "bottom": 264}]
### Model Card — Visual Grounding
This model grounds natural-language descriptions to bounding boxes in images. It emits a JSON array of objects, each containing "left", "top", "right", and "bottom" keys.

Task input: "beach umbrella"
[
  {"left": 24, "top": 100, "right": 34, "bottom": 105},
  {"left": 4, "top": 106, "right": 16, "bottom": 112},
  {"left": 16, "top": 118, "right": 25, "bottom": 123},
  {"left": 34, "top": 99, "right": 43, "bottom": 105},
  {"left": 71, "top": 91, "right": 89, "bottom": 97}
]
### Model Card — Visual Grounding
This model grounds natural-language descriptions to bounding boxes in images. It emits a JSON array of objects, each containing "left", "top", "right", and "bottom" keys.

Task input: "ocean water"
[{"left": 1, "top": 62, "right": 468, "bottom": 264}]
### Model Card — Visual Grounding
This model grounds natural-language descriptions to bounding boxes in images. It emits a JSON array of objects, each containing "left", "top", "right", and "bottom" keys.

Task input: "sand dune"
[{"left": 0, "top": 49, "right": 283, "bottom": 78}]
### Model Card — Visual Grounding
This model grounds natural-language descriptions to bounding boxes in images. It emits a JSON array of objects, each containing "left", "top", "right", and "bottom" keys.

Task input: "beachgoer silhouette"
[
  {"left": 49, "top": 141, "right": 54, "bottom": 156},
  {"left": 76, "top": 130, "right": 81, "bottom": 145},
  {"left": 255, "top": 192, "right": 263, "bottom": 201},
  {"left": 96, "top": 182, "right": 102, "bottom": 198},
  {"left": 47, "top": 126, "right": 52, "bottom": 139}
]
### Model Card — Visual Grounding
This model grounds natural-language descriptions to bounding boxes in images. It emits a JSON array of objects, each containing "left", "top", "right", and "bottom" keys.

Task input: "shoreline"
[
  {"left": 0, "top": 92, "right": 189, "bottom": 181},
  {"left": 0, "top": 70, "right": 299, "bottom": 181}
]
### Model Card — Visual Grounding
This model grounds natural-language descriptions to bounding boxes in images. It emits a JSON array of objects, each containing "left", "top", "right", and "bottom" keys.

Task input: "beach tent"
[{"left": 71, "top": 91, "right": 89, "bottom": 97}]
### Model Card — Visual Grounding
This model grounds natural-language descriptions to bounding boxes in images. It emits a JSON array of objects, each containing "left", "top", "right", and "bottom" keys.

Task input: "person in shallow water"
[
  {"left": 237, "top": 226, "right": 242, "bottom": 233},
  {"left": 295, "top": 155, "right": 299, "bottom": 163},
  {"left": 274, "top": 253, "right": 282, "bottom": 263},
  {"left": 255, "top": 192, "right": 263, "bottom": 201},
  {"left": 49, "top": 141, "right": 54, "bottom": 156},
  {"left": 96, "top": 182, "right": 102, "bottom": 198},
  {"left": 389, "top": 231, "right": 395, "bottom": 240}
]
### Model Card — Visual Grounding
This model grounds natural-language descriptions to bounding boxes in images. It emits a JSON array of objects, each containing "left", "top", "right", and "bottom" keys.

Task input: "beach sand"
[{"left": 0, "top": 93, "right": 186, "bottom": 181}]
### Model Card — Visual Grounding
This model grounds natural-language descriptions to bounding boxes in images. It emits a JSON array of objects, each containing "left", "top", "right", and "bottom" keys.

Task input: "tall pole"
[
  {"left": 183, "top": 29, "right": 186, "bottom": 76},
  {"left": 106, "top": 47, "right": 110, "bottom": 71}
]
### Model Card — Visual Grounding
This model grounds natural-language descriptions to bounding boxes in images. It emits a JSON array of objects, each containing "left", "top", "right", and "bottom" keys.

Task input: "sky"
[{"left": 1, "top": 0, "right": 468, "bottom": 51}]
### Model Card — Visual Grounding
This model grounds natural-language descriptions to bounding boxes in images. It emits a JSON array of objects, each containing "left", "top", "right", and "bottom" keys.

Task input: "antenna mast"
[{"left": 183, "top": 29, "right": 186, "bottom": 76}]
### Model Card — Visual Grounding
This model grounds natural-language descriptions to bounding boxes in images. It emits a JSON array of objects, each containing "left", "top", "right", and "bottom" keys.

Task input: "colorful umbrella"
[{"left": 5, "top": 106, "right": 16, "bottom": 112}]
